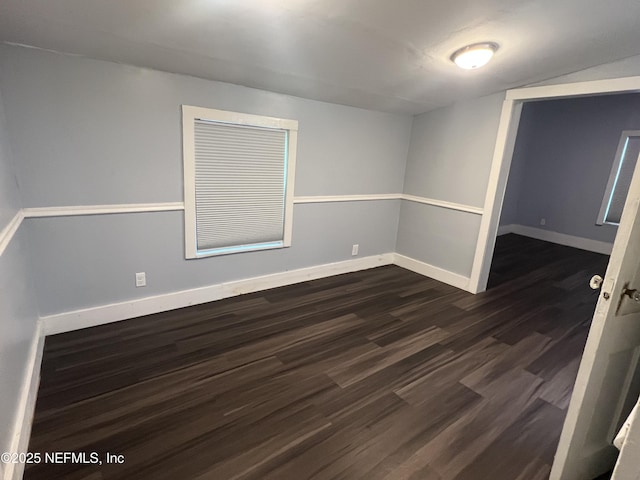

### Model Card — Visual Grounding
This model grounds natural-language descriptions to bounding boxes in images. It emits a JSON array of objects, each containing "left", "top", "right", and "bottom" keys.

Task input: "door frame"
[{"left": 469, "top": 76, "right": 640, "bottom": 294}]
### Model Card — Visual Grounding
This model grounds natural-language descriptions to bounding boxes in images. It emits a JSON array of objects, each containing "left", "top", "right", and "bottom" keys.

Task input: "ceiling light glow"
[{"left": 451, "top": 42, "right": 499, "bottom": 70}]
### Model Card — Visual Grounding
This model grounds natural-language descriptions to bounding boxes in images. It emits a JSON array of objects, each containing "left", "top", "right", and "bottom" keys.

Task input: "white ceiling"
[{"left": 2, "top": 0, "right": 640, "bottom": 114}]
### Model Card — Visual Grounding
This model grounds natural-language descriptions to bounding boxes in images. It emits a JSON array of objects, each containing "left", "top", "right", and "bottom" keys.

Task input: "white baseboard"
[
  {"left": 497, "top": 224, "right": 515, "bottom": 236},
  {"left": 41, "top": 254, "right": 395, "bottom": 335},
  {"left": 41, "top": 252, "right": 478, "bottom": 336},
  {"left": 497, "top": 224, "right": 613, "bottom": 255},
  {"left": 3, "top": 324, "right": 44, "bottom": 480},
  {"left": 393, "top": 253, "right": 471, "bottom": 291}
]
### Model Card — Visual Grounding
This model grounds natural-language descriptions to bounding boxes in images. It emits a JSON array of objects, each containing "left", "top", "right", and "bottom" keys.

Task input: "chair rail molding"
[{"left": 0, "top": 210, "right": 24, "bottom": 257}]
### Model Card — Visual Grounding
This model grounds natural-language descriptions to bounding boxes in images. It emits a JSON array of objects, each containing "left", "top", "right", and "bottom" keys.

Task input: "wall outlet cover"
[{"left": 135, "top": 272, "right": 146, "bottom": 287}]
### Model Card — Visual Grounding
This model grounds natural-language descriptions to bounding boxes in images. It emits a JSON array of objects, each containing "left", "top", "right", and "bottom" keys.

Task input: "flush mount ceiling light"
[{"left": 450, "top": 42, "right": 499, "bottom": 70}]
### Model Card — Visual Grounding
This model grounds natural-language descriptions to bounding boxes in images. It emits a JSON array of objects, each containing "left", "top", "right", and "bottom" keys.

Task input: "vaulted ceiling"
[{"left": 2, "top": 0, "right": 640, "bottom": 114}]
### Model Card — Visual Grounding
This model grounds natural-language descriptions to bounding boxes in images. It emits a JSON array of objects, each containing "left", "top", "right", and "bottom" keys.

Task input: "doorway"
[
  {"left": 488, "top": 93, "right": 640, "bottom": 291},
  {"left": 468, "top": 78, "right": 640, "bottom": 295},
  {"left": 472, "top": 78, "right": 640, "bottom": 480}
]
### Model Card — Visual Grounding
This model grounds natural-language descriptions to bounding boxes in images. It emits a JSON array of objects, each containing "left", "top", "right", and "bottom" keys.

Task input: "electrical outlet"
[
  {"left": 352, "top": 244, "right": 359, "bottom": 256},
  {"left": 540, "top": 218, "right": 546, "bottom": 226},
  {"left": 135, "top": 272, "right": 146, "bottom": 287}
]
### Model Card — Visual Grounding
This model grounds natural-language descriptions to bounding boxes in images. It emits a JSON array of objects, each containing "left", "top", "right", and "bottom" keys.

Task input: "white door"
[
  {"left": 612, "top": 398, "right": 640, "bottom": 479},
  {"left": 551, "top": 155, "right": 640, "bottom": 480}
]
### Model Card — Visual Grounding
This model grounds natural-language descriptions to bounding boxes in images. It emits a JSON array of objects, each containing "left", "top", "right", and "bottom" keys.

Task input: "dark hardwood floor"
[{"left": 24, "top": 234, "right": 610, "bottom": 480}]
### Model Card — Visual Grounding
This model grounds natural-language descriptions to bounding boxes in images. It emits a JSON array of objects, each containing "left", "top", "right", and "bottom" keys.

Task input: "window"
[
  {"left": 182, "top": 106, "right": 298, "bottom": 258},
  {"left": 597, "top": 130, "right": 640, "bottom": 226}
]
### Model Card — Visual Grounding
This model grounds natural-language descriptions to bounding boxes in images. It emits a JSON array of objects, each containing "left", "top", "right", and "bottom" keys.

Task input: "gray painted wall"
[
  {"left": 396, "top": 92, "right": 504, "bottom": 277},
  {"left": 0, "top": 45, "right": 412, "bottom": 206},
  {"left": 501, "top": 94, "right": 640, "bottom": 243},
  {"left": 0, "top": 86, "right": 39, "bottom": 456},
  {"left": 396, "top": 201, "right": 481, "bottom": 276},
  {"left": 0, "top": 44, "right": 411, "bottom": 316},
  {"left": 402, "top": 93, "right": 505, "bottom": 208},
  {"left": 26, "top": 201, "right": 400, "bottom": 316}
]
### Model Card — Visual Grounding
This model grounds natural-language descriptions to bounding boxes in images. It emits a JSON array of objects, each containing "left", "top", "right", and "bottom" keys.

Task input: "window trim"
[
  {"left": 182, "top": 105, "right": 298, "bottom": 259},
  {"left": 596, "top": 130, "right": 640, "bottom": 226}
]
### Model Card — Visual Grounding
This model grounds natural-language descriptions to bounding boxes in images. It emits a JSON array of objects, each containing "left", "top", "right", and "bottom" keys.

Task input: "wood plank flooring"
[{"left": 24, "top": 234, "right": 610, "bottom": 480}]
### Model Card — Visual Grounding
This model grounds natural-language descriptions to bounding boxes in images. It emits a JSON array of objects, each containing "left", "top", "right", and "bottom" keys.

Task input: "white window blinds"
[
  {"left": 194, "top": 120, "right": 287, "bottom": 251},
  {"left": 182, "top": 106, "right": 298, "bottom": 259}
]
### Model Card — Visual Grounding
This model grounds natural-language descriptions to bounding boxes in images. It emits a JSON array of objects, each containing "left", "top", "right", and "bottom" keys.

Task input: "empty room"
[{"left": 3, "top": 1, "right": 640, "bottom": 479}]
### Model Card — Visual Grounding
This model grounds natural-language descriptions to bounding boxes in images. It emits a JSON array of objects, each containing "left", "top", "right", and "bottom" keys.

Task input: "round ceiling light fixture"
[{"left": 450, "top": 42, "right": 499, "bottom": 70}]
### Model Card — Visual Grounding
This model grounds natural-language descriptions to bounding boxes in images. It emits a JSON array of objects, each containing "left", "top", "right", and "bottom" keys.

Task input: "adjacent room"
[
  {"left": 490, "top": 93, "right": 640, "bottom": 292},
  {"left": 2, "top": 1, "right": 640, "bottom": 480}
]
